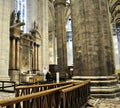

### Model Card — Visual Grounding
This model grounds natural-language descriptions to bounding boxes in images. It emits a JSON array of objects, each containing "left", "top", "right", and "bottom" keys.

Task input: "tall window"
[
  {"left": 15, "top": 0, "right": 27, "bottom": 32},
  {"left": 66, "top": 16, "right": 73, "bottom": 66},
  {"left": 112, "top": 23, "right": 120, "bottom": 69}
]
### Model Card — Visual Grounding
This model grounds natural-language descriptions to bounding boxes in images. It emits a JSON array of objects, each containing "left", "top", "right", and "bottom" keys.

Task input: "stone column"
[
  {"left": 48, "top": 1, "right": 56, "bottom": 65},
  {"left": 26, "top": 0, "right": 38, "bottom": 32},
  {"left": 49, "top": 31, "right": 56, "bottom": 64},
  {"left": 9, "top": 37, "right": 15, "bottom": 69},
  {"left": 55, "top": 0, "right": 67, "bottom": 73},
  {"left": 37, "top": 45, "right": 40, "bottom": 70},
  {"left": 9, "top": 37, "right": 20, "bottom": 84},
  {"left": 71, "top": 0, "right": 117, "bottom": 97},
  {"left": 16, "top": 38, "right": 20, "bottom": 69},
  {"left": 11, "top": 37, "right": 16, "bottom": 69},
  {"left": 70, "top": 0, "right": 115, "bottom": 76},
  {"left": 33, "top": 43, "right": 35, "bottom": 71},
  {"left": 55, "top": 37, "right": 58, "bottom": 64},
  {"left": 10, "top": 0, "right": 15, "bottom": 12},
  {"left": 32, "top": 43, "right": 35, "bottom": 70},
  {"left": 34, "top": 43, "right": 37, "bottom": 71},
  {"left": 0, "top": 0, "right": 11, "bottom": 80},
  {"left": 38, "top": 0, "right": 49, "bottom": 72}
]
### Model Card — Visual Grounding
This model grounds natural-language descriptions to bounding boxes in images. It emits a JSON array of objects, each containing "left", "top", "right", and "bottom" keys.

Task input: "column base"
[
  {"left": 9, "top": 69, "right": 20, "bottom": 84},
  {"left": 72, "top": 75, "right": 120, "bottom": 98},
  {"left": 0, "top": 75, "right": 10, "bottom": 81}
]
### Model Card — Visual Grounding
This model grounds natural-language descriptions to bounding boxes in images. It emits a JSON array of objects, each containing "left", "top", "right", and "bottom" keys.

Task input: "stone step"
[
  {"left": 90, "top": 92, "right": 120, "bottom": 98},
  {"left": 72, "top": 75, "right": 120, "bottom": 98}
]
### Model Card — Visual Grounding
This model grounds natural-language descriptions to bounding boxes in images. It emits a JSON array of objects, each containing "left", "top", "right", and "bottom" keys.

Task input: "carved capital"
[
  {"left": 54, "top": 0, "right": 66, "bottom": 7},
  {"left": 10, "top": 36, "right": 16, "bottom": 40}
]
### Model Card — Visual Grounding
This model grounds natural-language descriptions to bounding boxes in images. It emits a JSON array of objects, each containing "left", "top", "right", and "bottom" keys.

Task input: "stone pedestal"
[{"left": 9, "top": 70, "right": 20, "bottom": 84}]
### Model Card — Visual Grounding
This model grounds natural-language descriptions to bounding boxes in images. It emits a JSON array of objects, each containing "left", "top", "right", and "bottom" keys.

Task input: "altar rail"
[
  {"left": 0, "top": 81, "right": 16, "bottom": 92},
  {"left": 0, "top": 80, "right": 90, "bottom": 108},
  {"left": 60, "top": 80, "right": 90, "bottom": 108},
  {"left": 15, "top": 81, "right": 72, "bottom": 97}
]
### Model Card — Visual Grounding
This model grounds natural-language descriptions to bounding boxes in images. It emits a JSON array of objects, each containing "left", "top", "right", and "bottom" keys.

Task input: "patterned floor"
[
  {"left": 87, "top": 97, "right": 120, "bottom": 108},
  {"left": 0, "top": 92, "right": 15, "bottom": 100}
]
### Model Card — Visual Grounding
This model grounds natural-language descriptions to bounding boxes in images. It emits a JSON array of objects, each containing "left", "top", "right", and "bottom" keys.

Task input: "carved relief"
[
  {"left": 22, "top": 46, "right": 29, "bottom": 67},
  {"left": 20, "top": 34, "right": 34, "bottom": 72}
]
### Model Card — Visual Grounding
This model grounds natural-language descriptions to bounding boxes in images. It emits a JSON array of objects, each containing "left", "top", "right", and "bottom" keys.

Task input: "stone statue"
[
  {"left": 33, "top": 21, "right": 38, "bottom": 30},
  {"left": 34, "top": 21, "right": 36, "bottom": 29},
  {"left": 16, "top": 11, "right": 21, "bottom": 23},
  {"left": 10, "top": 10, "right": 16, "bottom": 25}
]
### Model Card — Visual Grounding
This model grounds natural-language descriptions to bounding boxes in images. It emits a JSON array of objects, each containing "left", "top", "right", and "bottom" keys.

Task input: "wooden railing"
[
  {"left": 0, "top": 80, "right": 90, "bottom": 108},
  {"left": 0, "top": 81, "right": 16, "bottom": 92},
  {"left": 15, "top": 81, "right": 72, "bottom": 97},
  {"left": 60, "top": 80, "right": 90, "bottom": 108},
  {"left": 0, "top": 84, "right": 73, "bottom": 108}
]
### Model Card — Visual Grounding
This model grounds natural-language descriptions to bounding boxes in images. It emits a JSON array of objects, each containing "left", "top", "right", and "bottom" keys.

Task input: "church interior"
[{"left": 0, "top": 0, "right": 120, "bottom": 107}]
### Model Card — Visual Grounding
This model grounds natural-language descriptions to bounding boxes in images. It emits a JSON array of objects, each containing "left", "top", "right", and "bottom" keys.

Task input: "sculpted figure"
[
  {"left": 33, "top": 21, "right": 38, "bottom": 30},
  {"left": 10, "top": 10, "right": 16, "bottom": 25},
  {"left": 16, "top": 11, "right": 21, "bottom": 23}
]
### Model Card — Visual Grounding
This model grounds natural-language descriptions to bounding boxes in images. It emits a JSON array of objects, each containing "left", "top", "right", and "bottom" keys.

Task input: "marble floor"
[
  {"left": 87, "top": 97, "right": 120, "bottom": 108},
  {"left": 0, "top": 92, "right": 15, "bottom": 100}
]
